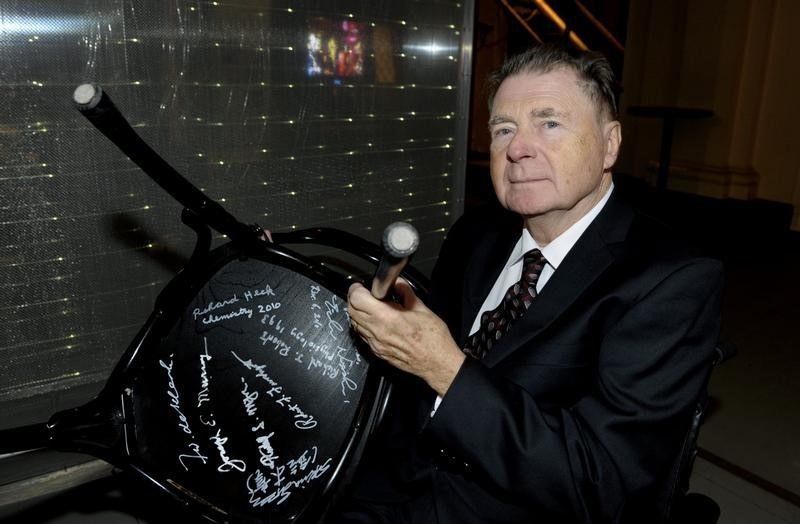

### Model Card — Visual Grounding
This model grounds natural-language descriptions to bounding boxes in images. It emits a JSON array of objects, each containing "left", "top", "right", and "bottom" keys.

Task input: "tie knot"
[{"left": 521, "top": 248, "right": 546, "bottom": 287}]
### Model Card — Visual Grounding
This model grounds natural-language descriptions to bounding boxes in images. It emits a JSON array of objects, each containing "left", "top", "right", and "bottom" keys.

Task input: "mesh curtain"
[{"left": 0, "top": 0, "right": 472, "bottom": 428}]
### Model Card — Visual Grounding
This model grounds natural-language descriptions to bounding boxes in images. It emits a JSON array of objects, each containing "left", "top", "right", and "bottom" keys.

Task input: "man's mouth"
[{"left": 508, "top": 175, "right": 548, "bottom": 183}]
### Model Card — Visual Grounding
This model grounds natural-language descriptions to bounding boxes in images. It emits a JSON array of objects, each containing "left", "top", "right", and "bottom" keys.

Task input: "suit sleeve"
[{"left": 425, "top": 257, "right": 724, "bottom": 521}]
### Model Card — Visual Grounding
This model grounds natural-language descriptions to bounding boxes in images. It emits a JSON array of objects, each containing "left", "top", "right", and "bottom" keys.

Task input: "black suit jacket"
[{"left": 339, "top": 191, "right": 724, "bottom": 523}]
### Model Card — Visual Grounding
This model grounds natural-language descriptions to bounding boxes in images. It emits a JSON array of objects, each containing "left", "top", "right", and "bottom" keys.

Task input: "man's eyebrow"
[
  {"left": 487, "top": 114, "right": 513, "bottom": 127},
  {"left": 530, "top": 107, "right": 566, "bottom": 119}
]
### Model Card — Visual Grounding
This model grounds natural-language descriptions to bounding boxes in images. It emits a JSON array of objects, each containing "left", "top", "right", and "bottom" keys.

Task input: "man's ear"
[{"left": 603, "top": 120, "right": 622, "bottom": 171}]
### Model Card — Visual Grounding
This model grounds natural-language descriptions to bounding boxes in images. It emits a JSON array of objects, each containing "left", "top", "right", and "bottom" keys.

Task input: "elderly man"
[{"left": 341, "top": 44, "right": 723, "bottom": 523}]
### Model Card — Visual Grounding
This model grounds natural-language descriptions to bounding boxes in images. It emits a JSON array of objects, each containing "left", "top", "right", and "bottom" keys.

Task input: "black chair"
[
  {"left": 0, "top": 84, "right": 430, "bottom": 523},
  {"left": 666, "top": 341, "right": 737, "bottom": 523}
]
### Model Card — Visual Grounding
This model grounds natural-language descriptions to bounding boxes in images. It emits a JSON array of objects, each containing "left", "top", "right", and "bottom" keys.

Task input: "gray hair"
[{"left": 487, "top": 44, "right": 618, "bottom": 121}]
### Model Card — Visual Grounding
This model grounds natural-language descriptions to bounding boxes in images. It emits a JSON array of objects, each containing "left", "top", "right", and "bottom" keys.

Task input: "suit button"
[{"left": 433, "top": 448, "right": 448, "bottom": 470}]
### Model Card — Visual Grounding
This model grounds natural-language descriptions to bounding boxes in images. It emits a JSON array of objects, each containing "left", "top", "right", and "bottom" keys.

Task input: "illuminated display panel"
[{"left": 307, "top": 18, "right": 367, "bottom": 81}]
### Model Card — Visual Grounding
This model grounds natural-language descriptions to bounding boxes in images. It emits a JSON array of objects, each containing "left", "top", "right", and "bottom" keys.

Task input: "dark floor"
[{"left": 701, "top": 228, "right": 800, "bottom": 502}]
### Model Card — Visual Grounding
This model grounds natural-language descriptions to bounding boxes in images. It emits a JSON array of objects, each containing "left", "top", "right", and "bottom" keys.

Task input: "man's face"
[{"left": 488, "top": 67, "right": 620, "bottom": 229}]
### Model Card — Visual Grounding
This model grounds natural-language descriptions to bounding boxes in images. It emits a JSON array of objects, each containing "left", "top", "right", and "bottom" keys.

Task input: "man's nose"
[{"left": 506, "top": 129, "right": 536, "bottom": 162}]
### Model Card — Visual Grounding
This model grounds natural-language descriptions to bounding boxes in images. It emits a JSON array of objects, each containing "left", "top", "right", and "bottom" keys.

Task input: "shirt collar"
[{"left": 507, "top": 183, "right": 614, "bottom": 270}]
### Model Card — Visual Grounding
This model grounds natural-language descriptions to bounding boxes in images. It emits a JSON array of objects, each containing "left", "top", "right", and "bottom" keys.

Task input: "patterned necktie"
[{"left": 463, "top": 249, "right": 547, "bottom": 359}]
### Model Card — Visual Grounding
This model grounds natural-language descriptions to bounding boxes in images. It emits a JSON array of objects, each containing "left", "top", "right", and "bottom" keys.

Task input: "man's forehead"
[
  {"left": 490, "top": 67, "right": 603, "bottom": 118},
  {"left": 496, "top": 67, "right": 581, "bottom": 98},
  {"left": 492, "top": 73, "right": 582, "bottom": 111}
]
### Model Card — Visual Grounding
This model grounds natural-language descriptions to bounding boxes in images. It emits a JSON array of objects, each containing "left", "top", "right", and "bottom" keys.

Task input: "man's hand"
[{"left": 347, "top": 279, "right": 466, "bottom": 397}]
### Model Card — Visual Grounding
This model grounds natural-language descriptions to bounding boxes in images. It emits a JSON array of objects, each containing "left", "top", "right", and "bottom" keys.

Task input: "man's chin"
[{"left": 502, "top": 197, "right": 550, "bottom": 218}]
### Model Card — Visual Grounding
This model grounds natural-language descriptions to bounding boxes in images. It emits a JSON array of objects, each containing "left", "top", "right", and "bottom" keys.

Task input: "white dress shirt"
[{"left": 431, "top": 184, "right": 614, "bottom": 415}]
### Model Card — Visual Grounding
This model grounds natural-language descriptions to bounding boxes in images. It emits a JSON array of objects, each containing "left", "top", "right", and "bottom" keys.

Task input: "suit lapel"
[
  {"left": 482, "top": 192, "right": 634, "bottom": 367},
  {"left": 459, "top": 227, "right": 519, "bottom": 346}
]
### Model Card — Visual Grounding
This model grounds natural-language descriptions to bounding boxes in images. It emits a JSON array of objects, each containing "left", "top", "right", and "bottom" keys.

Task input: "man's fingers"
[
  {"left": 348, "top": 283, "right": 375, "bottom": 340},
  {"left": 347, "top": 280, "right": 419, "bottom": 371},
  {"left": 347, "top": 282, "right": 363, "bottom": 300},
  {"left": 347, "top": 282, "right": 371, "bottom": 311},
  {"left": 349, "top": 315, "right": 371, "bottom": 342},
  {"left": 393, "top": 278, "right": 414, "bottom": 305},
  {"left": 394, "top": 278, "right": 430, "bottom": 313},
  {"left": 347, "top": 283, "right": 375, "bottom": 323}
]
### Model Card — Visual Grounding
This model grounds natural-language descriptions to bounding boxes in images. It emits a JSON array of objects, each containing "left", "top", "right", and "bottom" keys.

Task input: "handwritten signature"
[
  {"left": 246, "top": 447, "right": 332, "bottom": 507},
  {"left": 160, "top": 356, "right": 192, "bottom": 435},
  {"left": 161, "top": 355, "right": 211, "bottom": 472},
  {"left": 244, "top": 284, "right": 277, "bottom": 302},
  {"left": 193, "top": 294, "right": 239, "bottom": 320},
  {"left": 232, "top": 352, "right": 317, "bottom": 430},
  {"left": 197, "top": 338, "right": 212, "bottom": 408},
  {"left": 201, "top": 307, "right": 253, "bottom": 326},
  {"left": 210, "top": 428, "right": 247, "bottom": 473}
]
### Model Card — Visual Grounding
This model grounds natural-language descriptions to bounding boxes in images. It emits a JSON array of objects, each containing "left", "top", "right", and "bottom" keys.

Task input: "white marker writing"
[
  {"left": 193, "top": 294, "right": 239, "bottom": 319},
  {"left": 210, "top": 429, "right": 247, "bottom": 473}
]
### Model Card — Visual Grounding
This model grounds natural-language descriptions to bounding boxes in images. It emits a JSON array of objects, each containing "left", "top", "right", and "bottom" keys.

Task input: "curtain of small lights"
[{"left": 0, "top": 0, "right": 472, "bottom": 428}]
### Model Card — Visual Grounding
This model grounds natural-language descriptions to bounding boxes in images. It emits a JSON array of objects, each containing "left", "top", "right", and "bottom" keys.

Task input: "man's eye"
[
  {"left": 544, "top": 121, "right": 560, "bottom": 129},
  {"left": 493, "top": 128, "right": 512, "bottom": 137}
]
